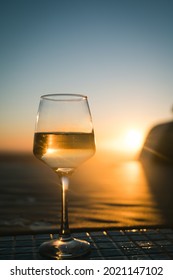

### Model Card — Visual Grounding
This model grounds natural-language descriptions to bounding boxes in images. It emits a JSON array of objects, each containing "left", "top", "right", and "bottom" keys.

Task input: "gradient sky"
[{"left": 0, "top": 0, "right": 173, "bottom": 153}]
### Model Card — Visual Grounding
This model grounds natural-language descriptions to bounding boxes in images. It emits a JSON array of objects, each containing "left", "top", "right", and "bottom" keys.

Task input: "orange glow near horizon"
[
  {"left": 99, "top": 128, "right": 145, "bottom": 157},
  {"left": 1, "top": 121, "right": 145, "bottom": 155},
  {"left": 123, "top": 129, "right": 143, "bottom": 152},
  {"left": 115, "top": 128, "right": 144, "bottom": 154}
]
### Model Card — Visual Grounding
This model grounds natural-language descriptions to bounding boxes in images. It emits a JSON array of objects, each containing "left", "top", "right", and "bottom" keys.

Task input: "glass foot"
[{"left": 39, "top": 237, "right": 91, "bottom": 259}]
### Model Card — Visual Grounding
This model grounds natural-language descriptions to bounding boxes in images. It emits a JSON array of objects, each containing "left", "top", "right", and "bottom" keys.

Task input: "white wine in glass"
[{"left": 33, "top": 94, "right": 96, "bottom": 259}]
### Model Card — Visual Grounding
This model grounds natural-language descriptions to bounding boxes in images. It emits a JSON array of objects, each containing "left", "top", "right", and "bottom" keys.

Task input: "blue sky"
[{"left": 0, "top": 0, "right": 173, "bottom": 152}]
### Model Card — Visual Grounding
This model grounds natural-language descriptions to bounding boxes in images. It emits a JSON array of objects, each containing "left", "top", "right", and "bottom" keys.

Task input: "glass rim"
[{"left": 41, "top": 94, "right": 87, "bottom": 101}]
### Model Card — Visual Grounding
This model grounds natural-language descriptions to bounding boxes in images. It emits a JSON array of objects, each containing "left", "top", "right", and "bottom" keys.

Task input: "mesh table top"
[{"left": 1, "top": 228, "right": 173, "bottom": 260}]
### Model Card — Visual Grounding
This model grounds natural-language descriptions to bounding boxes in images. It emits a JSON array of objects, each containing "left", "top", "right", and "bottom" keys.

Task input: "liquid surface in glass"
[{"left": 33, "top": 132, "right": 95, "bottom": 174}]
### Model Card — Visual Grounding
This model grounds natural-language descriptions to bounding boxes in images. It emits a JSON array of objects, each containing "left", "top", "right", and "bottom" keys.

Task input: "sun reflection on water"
[{"left": 71, "top": 153, "right": 164, "bottom": 228}]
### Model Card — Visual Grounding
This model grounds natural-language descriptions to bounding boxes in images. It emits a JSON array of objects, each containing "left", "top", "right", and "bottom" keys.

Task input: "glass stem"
[{"left": 59, "top": 176, "right": 72, "bottom": 240}]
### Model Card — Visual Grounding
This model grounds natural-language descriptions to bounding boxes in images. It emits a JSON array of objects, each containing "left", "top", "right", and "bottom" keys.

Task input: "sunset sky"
[{"left": 1, "top": 0, "right": 173, "bottom": 155}]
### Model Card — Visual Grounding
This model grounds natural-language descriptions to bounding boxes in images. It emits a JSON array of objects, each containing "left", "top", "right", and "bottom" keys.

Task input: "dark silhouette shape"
[
  {"left": 140, "top": 119, "right": 173, "bottom": 226},
  {"left": 140, "top": 121, "right": 173, "bottom": 164},
  {"left": 141, "top": 159, "right": 173, "bottom": 227}
]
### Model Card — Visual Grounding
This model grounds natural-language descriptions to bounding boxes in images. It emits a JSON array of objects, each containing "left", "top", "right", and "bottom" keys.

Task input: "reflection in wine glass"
[{"left": 33, "top": 94, "right": 96, "bottom": 259}]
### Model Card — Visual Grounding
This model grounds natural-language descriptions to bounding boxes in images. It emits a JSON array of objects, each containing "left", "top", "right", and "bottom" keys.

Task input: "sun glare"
[
  {"left": 90, "top": 128, "right": 144, "bottom": 159},
  {"left": 106, "top": 128, "right": 144, "bottom": 155},
  {"left": 124, "top": 129, "right": 143, "bottom": 151}
]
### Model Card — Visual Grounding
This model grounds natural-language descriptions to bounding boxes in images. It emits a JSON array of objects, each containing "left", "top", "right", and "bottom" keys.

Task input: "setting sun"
[
  {"left": 100, "top": 128, "right": 144, "bottom": 158},
  {"left": 124, "top": 129, "right": 143, "bottom": 152}
]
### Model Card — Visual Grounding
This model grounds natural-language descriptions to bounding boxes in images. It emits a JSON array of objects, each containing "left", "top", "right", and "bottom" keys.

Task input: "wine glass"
[{"left": 33, "top": 94, "right": 96, "bottom": 259}]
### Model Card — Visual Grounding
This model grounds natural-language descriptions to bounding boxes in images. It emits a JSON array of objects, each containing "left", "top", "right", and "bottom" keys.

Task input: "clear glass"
[{"left": 33, "top": 94, "right": 96, "bottom": 259}]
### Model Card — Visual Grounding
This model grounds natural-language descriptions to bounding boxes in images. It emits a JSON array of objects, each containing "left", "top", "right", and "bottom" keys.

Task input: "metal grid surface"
[{"left": 1, "top": 228, "right": 173, "bottom": 260}]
